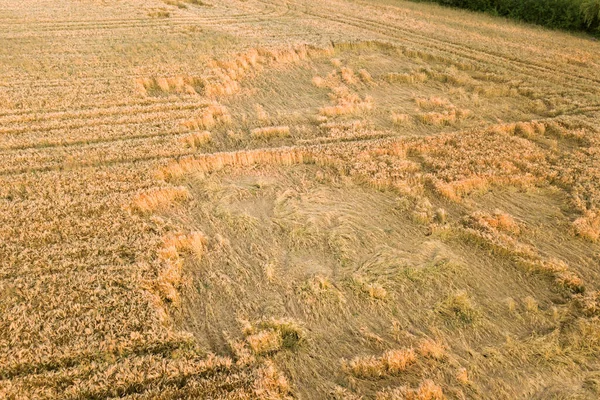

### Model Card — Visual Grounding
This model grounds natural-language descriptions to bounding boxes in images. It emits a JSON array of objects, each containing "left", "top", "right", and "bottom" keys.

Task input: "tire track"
[
  {"left": 0, "top": 104, "right": 205, "bottom": 136},
  {"left": 0, "top": 100, "right": 210, "bottom": 125},
  {"left": 291, "top": 1, "right": 600, "bottom": 97},
  {"left": 0, "top": 2, "right": 286, "bottom": 35}
]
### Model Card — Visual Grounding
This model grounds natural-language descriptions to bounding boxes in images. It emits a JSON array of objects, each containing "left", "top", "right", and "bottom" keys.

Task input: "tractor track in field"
[{"left": 288, "top": 0, "right": 600, "bottom": 96}]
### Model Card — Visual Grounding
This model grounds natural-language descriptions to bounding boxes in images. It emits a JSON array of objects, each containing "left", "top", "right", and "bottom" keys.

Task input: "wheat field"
[{"left": 1, "top": 0, "right": 600, "bottom": 398}]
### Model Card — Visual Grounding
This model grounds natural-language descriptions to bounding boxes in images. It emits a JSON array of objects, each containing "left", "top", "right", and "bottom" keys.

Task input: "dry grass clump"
[
  {"left": 434, "top": 208, "right": 448, "bottom": 224},
  {"left": 280, "top": 139, "right": 417, "bottom": 195},
  {"left": 253, "top": 361, "right": 293, "bottom": 399},
  {"left": 438, "top": 291, "right": 479, "bottom": 324},
  {"left": 386, "top": 71, "right": 428, "bottom": 84},
  {"left": 312, "top": 76, "right": 327, "bottom": 87},
  {"left": 367, "top": 282, "right": 388, "bottom": 300},
  {"left": 250, "top": 125, "right": 291, "bottom": 140},
  {"left": 517, "top": 259, "right": 585, "bottom": 293},
  {"left": 345, "top": 348, "right": 416, "bottom": 378},
  {"left": 313, "top": 62, "right": 373, "bottom": 88},
  {"left": 376, "top": 380, "right": 445, "bottom": 400},
  {"left": 147, "top": 8, "right": 171, "bottom": 18},
  {"left": 263, "top": 45, "right": 320, "bottom": 64},
  {"left": 415, "top": 102, "right": 471, "bottom": 126},
  {"left": 416, "top": 110, "right": 457, "bottom": 126},
  {"left": 331, "top": 386, "right": 363, "bottom": 400},
  {"left": 246, "top": 330, "right": 283, "bottom": 355},
  {"left": 506, "top": 297, "right": 517, "bottom": 313},
  {"left": 428, "top": 66, "right": 475, "bottom": 87},
  {"left": 524, "top": 296, "right": 539, "bottom": 312},
  {"left": 346, "top": 355, "right": 386, "bottom": 378},
  {"left": 545, "top": 121, "right": 589, "bottom": 144},
  {"left": 319, "top": 98, "right": 373, "bottom": 117},
  {"left": 341, "top": 67, "right": 358, "bottom": 85},
  {"left": 204, "top": 73, "right": 241, "bottom": 97},
  {"left": 320, "top": 85, "right": 374, "bottom": 116},
  {"left": 243, "top": 318, "right": 305, "bottom": 355},
  {"left": 135, "top": 75, "right": 203, "bottom": 96},
  {"left": 314, "top": 120, "right": 389, "bottom": 141},
  {"left": 163, "top": 231, "right": 207, "bottom": 259},
  {"left": 433, "top": 177, "right": 489, "bottom": 202},
  {"left": 474, "top": 84, "right": 519, "bottom": 98},
  {"left": 305, "top": 275, "right": 333, "bottom": 293},
  {"left": 255, "top": 104, "right": 270, "bottom": 122},
  {"left": 132, "top": 186, "right": 191, "bottom": 213},
  {"left": 458, "top": 205, "right": 585, "bottom": 293},
  {"left": 391, "top": 112, "right": 412, "bottom": 126},
  {"left": 415, "top": 96, "right": 451, "bottom": 110},
  {"left": 411, "top": 197, "right": 435, "bottom": 224},
  {"left": 298, "top": 275, "right": 346, "bottom": 305},
  {"left": 180, "top": 131, "right": 212, "bottom": 149},
  {"left": 413, "top": 126, "right": 547, "bottom": 201},
  {"left": 461, "top": 214, "right": 586, "bottom": 293},
  {"left": 154, "top": 232, "right": 206, "bottom": 303},
  {"left": 159, "top": 147, "right": 311, "bottom": 180},
  {"left": 181, "top": 103, "right": 231, "bottom": 130},
  {"left": 458, "top": 205, "right": 586, "bottom": 293},
  {"left": 418, "top": 339, "right": 446, "bottom": 360},
  {"left": 574, "top": 291, "right": 600, "bottom": 317},
  {"left": 470, "top": 210, "right": 521, "bottom": 235},
  {"left": 562, "top": 318, "right": 600, "bottom": 356},
  {"left": 573, "top": 210, "right": 600, "bottom": 242},
  {"left": 554, "top": 270, "right": 586, "bottom": 293},
  {"left": 456, "top": 368, "right": 469, "bottom": 385},
  {"left": 201, "top": 48, "right": 260, "bottom": 97},
  {"left": 514, "top": 121, "right": 546, "bottom": 139},
  {"left": 358, "top": 68, "right": 374, "bottom": 83},
  {"left": 263, "top": 262, "right": 276, "bottom": 283},
  {"left": 259, "top": 319, "right": 305, "bottom": 349},
  {"left": 155, "top": 244, "right": 184, "bottom": 303},
  {"left": 353, "top": 275, "right": 389, "bottom": 300},
  {"left": 141, "top": 44, "right": 328, "bottom": 99},
  {"left": 384, "top": 349, "right": 418, "bottom": 374},
  {"left": 455, "top": 108, "right": 472, "bottom": 119}
]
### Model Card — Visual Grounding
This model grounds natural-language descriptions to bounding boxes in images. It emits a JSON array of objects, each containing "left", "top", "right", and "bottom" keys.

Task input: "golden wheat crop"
[{"left": 3, "top": 0, "right": 600, "bottom": 398}]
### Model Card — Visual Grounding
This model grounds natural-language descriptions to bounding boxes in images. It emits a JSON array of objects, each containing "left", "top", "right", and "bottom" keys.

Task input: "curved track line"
[{"left": 288, "top": 1, "right": 600, "bottom": 96}]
